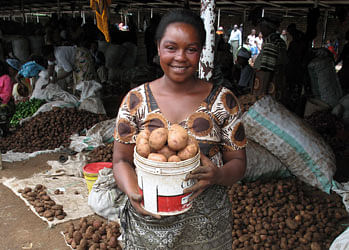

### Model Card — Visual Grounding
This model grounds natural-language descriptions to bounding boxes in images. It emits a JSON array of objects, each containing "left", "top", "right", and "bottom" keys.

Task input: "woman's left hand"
[{"left": 183, "top": 153, "right": 221, "bottom": 202}]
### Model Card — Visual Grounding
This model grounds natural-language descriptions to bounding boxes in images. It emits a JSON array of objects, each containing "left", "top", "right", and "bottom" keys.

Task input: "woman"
[
  {"left": 113, "top": 9, "right": 246, "bottom": 249},
  {"left": 0, "top": 60, "right": 15, "bottom": 136}
]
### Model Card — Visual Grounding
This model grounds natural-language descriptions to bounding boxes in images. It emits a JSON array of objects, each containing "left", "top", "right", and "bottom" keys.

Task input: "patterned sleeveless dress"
[{"left": 114, "top": 83, "right": 246, "bottom": 249}]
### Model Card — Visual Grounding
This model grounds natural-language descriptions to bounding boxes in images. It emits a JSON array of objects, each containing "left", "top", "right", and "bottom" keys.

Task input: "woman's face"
[{"left": 158, "top": 22, "right": 202, "bottom": 84}]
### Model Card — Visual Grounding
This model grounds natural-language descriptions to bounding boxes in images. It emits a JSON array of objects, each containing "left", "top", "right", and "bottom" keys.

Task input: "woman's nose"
[{"left": 174, "top": 50, "right": 186, "bottom": 60}]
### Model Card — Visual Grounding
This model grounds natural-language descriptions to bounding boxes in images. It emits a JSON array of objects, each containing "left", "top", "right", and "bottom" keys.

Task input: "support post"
[
  {"left": 199, "top": 0, "right": 216, "bottom": 81},
  {"left": 322, "top": 10, "right": 328, "bottom": 45},
  {"left": 217, "top": 8, "right": 221, "bottom": 29}
]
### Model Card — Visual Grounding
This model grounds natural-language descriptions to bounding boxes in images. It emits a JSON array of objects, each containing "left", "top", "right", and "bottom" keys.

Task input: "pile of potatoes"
[
  {"left": 0, "top": 107, "right": 108, "bottom": 153},
  {"left": 229, "top": 178, "right": 348, "bottom": 249},
  {"left": 64, "top": 217, "right": 122, "bottom": 250},
  {"left": 18, "top": 184, "right": 67, "bottom": 221},
  {"left": 136, "top": 125, "right": 199, "bottom": 162},
  {"left": 88, "top": 143, "right": 113, "bottom": 163}
]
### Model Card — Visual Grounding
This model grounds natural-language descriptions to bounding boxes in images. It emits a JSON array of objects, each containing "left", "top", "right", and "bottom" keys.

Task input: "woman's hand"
[
  {"left": 127, "top": 191, "right": 161, "bottom": 219},
  {"left": 183, "top": 153, "right": 221, "bottom": 202}
]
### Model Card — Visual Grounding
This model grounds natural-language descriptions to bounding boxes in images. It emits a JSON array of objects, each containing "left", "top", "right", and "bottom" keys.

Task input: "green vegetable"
[{"left": 10, "top": 99, "right": 46, "bottom": 127}]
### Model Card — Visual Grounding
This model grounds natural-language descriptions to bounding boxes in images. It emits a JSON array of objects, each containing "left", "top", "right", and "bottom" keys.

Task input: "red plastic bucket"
[{"left": 83, "top": 162, "right": 113, "bottom": 193}]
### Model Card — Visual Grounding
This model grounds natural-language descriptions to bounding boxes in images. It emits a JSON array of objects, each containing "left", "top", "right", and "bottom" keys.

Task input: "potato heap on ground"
[
  {"left": 18, "top": 184, "right": 67, "bottom": 221},
  {"left": 136, "top": 125, "right": 199, "bottom": 162},
  {"left": 0, "top": 107, "right": 108, "bottom": 153},
  {"left": 88, "top": 143, "right": 113, "bottom": 163},
  {"left": 64, "top": 217, "right": 122, "bottom": 250},
  {"left": 229, "top": 178, "right": 348, "bottom": 249}
]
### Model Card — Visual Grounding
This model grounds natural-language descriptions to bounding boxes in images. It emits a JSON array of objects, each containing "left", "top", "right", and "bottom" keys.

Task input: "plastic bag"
[{"left": 88, "top": 168, "right": 127, "bottom": 222}]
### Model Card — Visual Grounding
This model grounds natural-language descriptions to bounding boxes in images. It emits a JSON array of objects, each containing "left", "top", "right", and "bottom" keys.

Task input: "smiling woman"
[{"left": 112, "top": 9, "right": 247, "bottom": 249}]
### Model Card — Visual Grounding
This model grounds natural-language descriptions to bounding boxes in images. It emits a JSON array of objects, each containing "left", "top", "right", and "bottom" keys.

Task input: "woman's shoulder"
[{"left": 0, "top": 74, "right": 11, "bottom": 81}]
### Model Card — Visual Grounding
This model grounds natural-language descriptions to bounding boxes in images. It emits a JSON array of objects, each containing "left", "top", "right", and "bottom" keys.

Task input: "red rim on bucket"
[{"left": 83, "top": 162, "right": 113, "bottom": 174}]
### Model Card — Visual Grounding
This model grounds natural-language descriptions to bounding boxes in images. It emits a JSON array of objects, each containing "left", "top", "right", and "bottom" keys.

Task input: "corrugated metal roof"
[{"left": 0, "top": 0, "right": 347, "bottom": 17}]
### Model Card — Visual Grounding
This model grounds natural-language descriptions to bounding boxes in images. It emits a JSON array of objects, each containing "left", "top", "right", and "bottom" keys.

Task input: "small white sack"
[
  {"left": 330, "top": 227, "right": 349, "bottom": 250},
  {"left": 88, "top": 168, "right": 127, "bottom": 222}
]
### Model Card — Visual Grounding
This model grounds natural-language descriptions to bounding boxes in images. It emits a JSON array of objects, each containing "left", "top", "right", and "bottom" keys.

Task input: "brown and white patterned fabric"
[{"left": 114, "top": 83, "right": 246, "bottom": 249}]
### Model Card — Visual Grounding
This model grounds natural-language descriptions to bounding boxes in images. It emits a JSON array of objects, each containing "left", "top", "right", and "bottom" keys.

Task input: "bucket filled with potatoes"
[{"left": 133, "top": 124, "right": 200, "bottom": 215}]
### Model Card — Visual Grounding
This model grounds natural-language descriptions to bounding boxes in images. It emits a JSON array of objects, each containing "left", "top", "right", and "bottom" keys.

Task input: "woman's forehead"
[{"left": 162, "top": 22, "right": 200, "bottom": 41}]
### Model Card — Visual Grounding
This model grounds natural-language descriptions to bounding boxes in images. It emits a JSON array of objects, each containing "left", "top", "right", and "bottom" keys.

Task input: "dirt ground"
[{"left": 0, "top": 153, "right": 73, "bottom": 250}]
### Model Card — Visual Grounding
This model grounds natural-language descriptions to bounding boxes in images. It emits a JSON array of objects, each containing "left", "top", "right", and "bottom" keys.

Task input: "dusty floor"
[{"left": 0, "top": 153, "right": 71, "bottom": 250}]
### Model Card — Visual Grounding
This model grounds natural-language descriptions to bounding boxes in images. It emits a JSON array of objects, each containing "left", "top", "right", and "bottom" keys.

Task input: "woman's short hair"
[{"left": 155, "top": 9, "right": 206, "bottom": 47}]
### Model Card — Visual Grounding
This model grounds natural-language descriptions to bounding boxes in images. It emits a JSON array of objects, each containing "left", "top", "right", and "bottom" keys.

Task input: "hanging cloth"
[{"left": 90, "top": 0, "right": 111, "bottom": 42}]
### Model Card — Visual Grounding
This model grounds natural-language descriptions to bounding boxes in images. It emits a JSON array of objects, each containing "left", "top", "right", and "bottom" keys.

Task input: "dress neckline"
[{"left": 145, "top": 82, "right": 218, "bottom": 125}]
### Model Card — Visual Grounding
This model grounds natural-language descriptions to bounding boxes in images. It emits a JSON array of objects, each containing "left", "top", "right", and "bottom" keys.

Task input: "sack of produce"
[
  {"left": 12, "top": 37, "right": 30, "bottom": 63},
  {"left": 88, "top": 167, "right": 126, "bottom": 221},
  {"left": 308, "top": 49, "right": 343, "bottom": 107},
  {"left": 243, "top": 140, "right": 290, "bottom": 182},
  {"left": 242, "top": 96, "right": 336, "bottom": 193}
]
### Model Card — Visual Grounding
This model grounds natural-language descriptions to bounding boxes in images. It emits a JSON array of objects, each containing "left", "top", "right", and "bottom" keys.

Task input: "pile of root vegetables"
[
  {"left": 18, "top": 184, "right": 67, "bottom": 221},
  {"left": 88, "top": 143, "right": 113, "bottom": 163},
  {"left": 0, "top": 107, "right": 107, "bottom": 153},
  {"left": 64, "top": 217, "right": 122, "bottom": 250},
  {"left": 229, "top": 178, "right": 347, "bottom": 249},
  {"left": 304, "top": 110, "right": 346, "bottom": 154}
]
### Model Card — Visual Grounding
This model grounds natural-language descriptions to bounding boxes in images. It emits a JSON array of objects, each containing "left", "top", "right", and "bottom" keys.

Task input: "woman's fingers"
[{"left": 129, "top": 193, "right": 161, "bottom": 219}]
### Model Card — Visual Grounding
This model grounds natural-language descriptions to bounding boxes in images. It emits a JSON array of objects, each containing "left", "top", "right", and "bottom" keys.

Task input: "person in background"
[
  {"left": 144, "top": 15, "right": 161, "bottom": 66},
  {"left": 336, "top": 30, "right": 349, "bottom": 94},
  {"left": 42, "top": 44, "right": 76, "bottom": 89},
  {"left": 325, "top": 39, "right": 338, "bottom": 60},
  {"left": 113, "top": 9, "right": 246, "bottom": 249},
  {"left": 251, "top": 10, "right": 288, "bottom": 102},
  {"left": 247, "top": 29, "right": 258, "bottom": 65},
  {"left": 255, "top": 31, "right": 263, "bottom": 56},
  {"left": 0, "top": 60, "right": 15, "bottom": 136},
  {"left": 6, "top": 58, "right": 21, "bottom": 83},
  {"left": 89, "top": 40, "right": 108, "bottom": 84},
  {"left": 236, "top": 47, "right": 255, "bottom": 94},
  {"left": 228, "top": 24, "right": 242, "bottom": 62},
  {"left": 280, "top": 29, "right": 288, "bottom": 47},
  {"left": 285, "top": 8, "right": 320, "bottom": 116}
]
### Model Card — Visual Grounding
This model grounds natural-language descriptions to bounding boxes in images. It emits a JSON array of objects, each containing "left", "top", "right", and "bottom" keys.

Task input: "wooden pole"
[{"left": 199, "top": 0, "right": 216, "bottom": 81}]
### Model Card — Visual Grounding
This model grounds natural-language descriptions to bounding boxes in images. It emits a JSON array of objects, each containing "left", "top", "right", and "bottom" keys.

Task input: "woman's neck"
[{"left": 158, "top": 75, "right": 203, "bottom": 95}]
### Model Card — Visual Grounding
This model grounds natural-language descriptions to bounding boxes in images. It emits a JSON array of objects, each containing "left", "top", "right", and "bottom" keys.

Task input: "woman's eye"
[
  {"left": 187, "top": 48, "right": 198, "bottom": 53},
  {"left": 165, "top": 46, "right": 176, "bottom": 51}
]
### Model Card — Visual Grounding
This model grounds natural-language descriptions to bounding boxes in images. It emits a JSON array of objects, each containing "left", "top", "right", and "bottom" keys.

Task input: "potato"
[
  {"left": 73, "top": 231, "right": 83, "bottom": 245},
  {"left": 43, "top": 210, "right": 54, "bottom": 218},
  {"left": 157, "top": 145, "right": 176, "bottom": 159},
  {"left": 148, "top": 128, "right": 168, "bottom": 151},
  {"left": 108, "top": 236, "right": 117, "bottom": 248},
  {"left": 93, "top": 220, "right": 102, "bottom": 230},
  {"left": 168, "top": 124, "right": 188, "bottom": 151},
  {"left": 148, "top": 153, "right": 167, "bottom": 162},
  {"left": 177, "top": 143, "right": 198, "bottom": 160},
  {"left": 136, "top": 130, "right": 150, "bottom": 144},
  {"left": 168, "top": 155, "right": 181, "bottom": 162},
  {"left": 136, "top": 141, "right": 151, "bottom": 158}
]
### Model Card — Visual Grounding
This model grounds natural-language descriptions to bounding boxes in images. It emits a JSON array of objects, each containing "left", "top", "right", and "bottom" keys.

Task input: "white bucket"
[{"left": 134, "top": 149, "right": 200, "bottom": 216}]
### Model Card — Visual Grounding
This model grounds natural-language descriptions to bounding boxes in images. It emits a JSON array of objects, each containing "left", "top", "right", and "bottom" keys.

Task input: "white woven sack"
[
  {"left": 243, "top": 140, "right": 290, "bottom": 182},
  {"left": 330, "top": 228, "right": 349, "bottom": 250},
  {"left": 12, "top": 37, "right": 30, "bottom": 62},
  {"left": 242, "top": 96, "right": 336, "bottom": 193}
]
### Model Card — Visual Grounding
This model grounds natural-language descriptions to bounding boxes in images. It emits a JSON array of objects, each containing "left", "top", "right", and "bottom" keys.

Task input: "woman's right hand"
[{"left": 127, "top": 192, "right": 161, "bottom": 219}]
